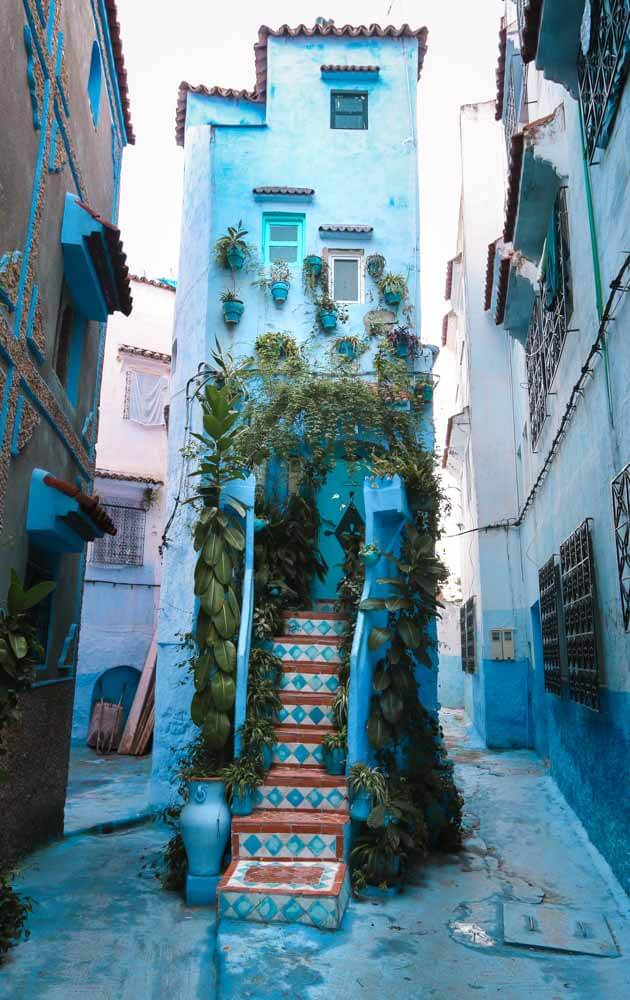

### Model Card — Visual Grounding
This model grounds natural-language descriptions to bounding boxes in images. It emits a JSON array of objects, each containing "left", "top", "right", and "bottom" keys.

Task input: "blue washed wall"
[{"left": 437, "top": 654, "right": 464, "bottom": 709}]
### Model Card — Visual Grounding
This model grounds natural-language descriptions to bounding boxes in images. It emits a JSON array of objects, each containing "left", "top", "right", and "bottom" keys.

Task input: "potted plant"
[
  {"left": 350, "top": 786, "right": 420, "bottom": 897},
  {"left": 335, "top": 335, "right": 361, "bottom": 360},
  {"left": 321, "top": 727, "right": 347, "bottom": 776},
  {"left": 386, "top": 325, "right": 420, "bottom": 359},
  {"left": 317, "top": 294, "right": 338, "bottom": 332},
  {"left": 255, "top": 331, "right": 299, "bottom": 362},
  {"left": 415, "top": 377, "right": 434, "bottom": 403},
  {"left": 304, "top": 253, "right": 322, "bottom": 277},
  {"left": 378, "top": 272, "right": 407, "bottom": 309},
  {"left": 240, "top": 716, "right": 276, "bottom": 771},
  {"left": 269, "top": 260, "right": 291, "bottom": 304},
  {"left": 215, "top": 221, "right": 252, "bottom": 271},
  {"left": 359, "top": 542, "right": 380, "bottom": 567},
  {"left": 221, "top": 289, "right": 244, "bottom": 325},
  {"left": 349, "top": 763, "right": 386, "bottom": 822},
  {"left": 366, "top": 253, "right": 386, "bottom": 280},
  {"left": 220, "top": 756, "right": 263, "bottom": 816}
]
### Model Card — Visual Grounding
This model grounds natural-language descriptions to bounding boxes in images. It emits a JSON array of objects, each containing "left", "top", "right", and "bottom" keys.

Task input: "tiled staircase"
[{"left": 217, "top": 609, "right": 351, "bottom": 930}]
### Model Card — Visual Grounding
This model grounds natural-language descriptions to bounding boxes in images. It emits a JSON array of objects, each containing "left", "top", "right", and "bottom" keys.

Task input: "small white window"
[
  {"left": 329, "top": 251, "right": 363, "bottom": 304},
  {"left": 124, "top": 370, "right": 168, "bottom": 426}
]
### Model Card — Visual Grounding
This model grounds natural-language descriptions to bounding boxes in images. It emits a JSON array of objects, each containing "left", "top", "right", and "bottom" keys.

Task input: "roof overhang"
[
  {"left": 503, "top": 253, "right": 538, "bottom": 344},
  {"left": 512, "top": 105, "right": 567, "bottom": 264},
  {"left": 61, "top": 194, "right": 132, "bottom": 320},
  {"left": 27, "top": 469, "right": 116, "bottom": 553},
  {"left": 535, "top": 0, "right": 586, "bottom": 98}
]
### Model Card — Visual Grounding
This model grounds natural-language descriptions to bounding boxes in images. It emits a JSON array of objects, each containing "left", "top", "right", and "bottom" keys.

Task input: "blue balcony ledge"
[
  {"left": 503, "top": 255, "right": 538, "bottom": 345},
  {"left": 26, "top": 468, "right": 115, "bottom": 553},
  {"left": 513, "top": 106, "right": 567, "bottom": 265},
  {"left": 535, "top": 0, "right": 586, "bottom": 98}
]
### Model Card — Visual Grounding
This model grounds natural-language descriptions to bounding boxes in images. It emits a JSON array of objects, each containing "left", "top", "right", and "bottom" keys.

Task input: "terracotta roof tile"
[
  {"left": 445, "top": 258, "right": 454, "bottom": 301},
  {"left": 503, "top": 131, "right": 524, "bottom": 243},
  {"left": 495, "top": 255, "right": 512, "bottom": 326},
  {"left": 130, "top": 274, "right": 176, "bottom": 292},
  {"left": 118, "top": 343, "right": 171, "bottom": 364},
  {"left": 77, "top": 200, "right": 132, "bottom": 315},
  {"left": 43, "top": 475, "right": 117, "bottom": 535},
  {"left": 95, "top": 469, "right": 164, "bottom": 485},
  {"left": 319, "top": 224, "right": 373, "bottom": 233},
  {"left": 104, "top": 1, "right": 134, "bottom": 143},
  {"left": 484, "top": 240, "right": 498, "bottom": 311},
  {"left": 253, "top": 186, "right": 315, "bottom": 195},
  {"left": 495, "top": 25, "right": 507, "bottom": 121},
  {"left": 176, "top": 22, "right": 427, "bottom": 146},
  {"left": 320, "top": 64, "right": 380, "bottom": 72},
  {"left": 519, "top": 0, "right": 543, "bottom": 64},
  {"left": 441, "top": 313, "right": 449, "bottom": 347}
]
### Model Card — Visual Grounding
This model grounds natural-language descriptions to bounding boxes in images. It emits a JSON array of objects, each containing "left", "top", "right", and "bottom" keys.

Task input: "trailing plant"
[
  {"left": 254, "top": 260, "right": 292, "bottom": 290},
  {"left": 321, "top": 726, "right": 347, "bottom": 753},
  {"left": 302, "top": 254, "right": 326, "bottom": 296},
  {"left": 334, "top": 334, "right": 366, "bottom": 361},
  {"left": 214, "top": 221, "right": 253, "bottom": 269},
  {"left": 220, "top": 288, "right": 242, "bottom": 303},
  {"left": 0, "top": 872, "right": 31, "bottom": 963},
  {"left": 220, "top": 757, "right": 264, "bottom": 801},
  {"left": 369, "top": 445, "right": 448, "bottom": 537},
  {"left": 377, "top": 272, "right": 408, "bottom": 300},
  {"left": 255, "top": 332, "right": 300, "bottom": 367},
  {"left": 351, "top": 780, "right": 425, "bottom": 889},
  {"left": 239, "top": 716, "right": 276, "bottom": 755},
  {"left": 253, "top": 492, "right": 327, "bottom": 610},
  {"left": 349, "top": 763, "right": 387, "bottom": 804},
  {"left": 386, "top": 325, "right": 420, "bottom": 358},
  {"left": 1, "top": 570, "right": 56, "bottom": 777},
  {"left": 366, "top": 253, "right": 386, "bottom": 280},
  {"left": 246, "top": 648, "right": 282, "bottom": 720}
]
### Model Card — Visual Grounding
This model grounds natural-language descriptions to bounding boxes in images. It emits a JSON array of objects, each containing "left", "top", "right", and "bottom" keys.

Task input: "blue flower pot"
[
  {"left": 423, "top": 384, "right": 433, "bottom": 402},
  {"left": 324, "top": 746, "right": 346, "bottom": 776},
  {"left": 223, "top": 300, "right": 244, "bottom": 325},
  {"left": 180, "top": 779, "right": 230, "bottom": 878},
  {"left": 337, "top": 339, "right": 357, "bottom": 359},
  {"left": 361, "top": 550, "right": 379, "bottom": 566},
  {"left": 319, "top": 308, "right": 338, "bottom": 331},
  {"left": 384, "top": 290, "right": 402, "bottom": 308},
  {"left": 305, "top": 255, "right": 322, "bottom": 276},
  {"left": 226, "top": 247, "right": 245, "bottom": 270},
  {"left": 261, "top": 744, "right": 273, "bottom": 771},
  {"left": 271, "top": 281, "right": 289, "bottom": 304},
  {"left": 395, "top": 342, "right": 409, "bottom": 358},
  {"left": 254, "top": 517, "right": 268, "bottom": 533},
  {"left": 350, "top": 789, "right": 373, "bottom": 822},
  {"left": 231, "top": 788, "right": 255, "bottom": 816}
]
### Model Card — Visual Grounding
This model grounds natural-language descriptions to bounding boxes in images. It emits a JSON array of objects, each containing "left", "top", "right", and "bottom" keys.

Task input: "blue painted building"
[
  {"left": 0, "top": 0, "right": 133, "bottom": 861},
  {"left": 443, "top": 0, "right": 630, "bottom": 893}
]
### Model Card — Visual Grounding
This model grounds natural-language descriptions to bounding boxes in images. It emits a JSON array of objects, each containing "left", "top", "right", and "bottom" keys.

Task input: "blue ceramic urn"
[{"left": 180, "top": 778, "right": 230, "bottom": 879}]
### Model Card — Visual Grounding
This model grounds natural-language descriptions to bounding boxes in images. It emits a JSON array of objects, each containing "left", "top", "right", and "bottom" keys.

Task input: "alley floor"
[{"left": 1, "top": 710, "right": 627, "bottom": 999}]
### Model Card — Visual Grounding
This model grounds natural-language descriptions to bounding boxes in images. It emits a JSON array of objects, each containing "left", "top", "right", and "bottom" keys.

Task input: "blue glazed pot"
[
  {"left": 350, "top": 789, "right": 373, "bottom": 822},
  {"left": 423, "top": 384, "right": 433, "bottom": 402},
  {"left": 271, "top": 281, "right": 289, "bottom": 303},
  {"left": 261, "top": 743, "right": 273, "bottom": 771},
  {"left": 337, "top": 339, "right": 357, "bottom": 359},
  {"left": 361, "top": 550, "right": 379, "bottom": 566},
  {"left": 383, "top": 290, "right": 402, "bottom": 308},
  {"left": 319, "top": 308, "right": 338, "bottom": 331},
  {"left": 254, "top": 517, "right": 268, "bottom": 534},
  {"left": 395, "top": 341, "right": 409, "bottom": 358},
  {"left": 226, "top": 246, "right": 245, "bottom": 270},
  {"left": 305, "top": 254, "right": 322, "bottom": 276},
  {"left": 223, "top": 300, "right": 244, "bottom": 325},
  {"left": 324, "top": 746, "right": 346, "bottom": 776},
  {"left": 231, "top": 788, "right": 255, "bottom": 816},
  {"left": 180, "top": 778, "right": 230, "bottom": 878}
]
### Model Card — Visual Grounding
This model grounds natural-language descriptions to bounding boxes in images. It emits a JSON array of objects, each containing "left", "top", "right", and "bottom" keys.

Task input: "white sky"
[{"left": 116, "top": 0, "right": 501, "bottom": 355}]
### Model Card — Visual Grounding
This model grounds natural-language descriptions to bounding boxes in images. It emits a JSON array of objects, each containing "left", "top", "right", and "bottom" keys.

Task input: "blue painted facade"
[
  {"left": 155, "top": 24, "right": 436, "bottom": 804},
  {"left": 443, "top": 3, "right": 630, "bottom": 892},
  {"left": 0, "top": 0, "right": 133, "bottom": 861}
]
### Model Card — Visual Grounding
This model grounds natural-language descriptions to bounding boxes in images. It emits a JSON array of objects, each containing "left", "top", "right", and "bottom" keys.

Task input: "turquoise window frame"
[
  {"left": 88, "top": 40, "right": 102, "bottom": 127},
  {"left": 66, "top": 313, "right": 86, "bottom": 408},
  {"left": 262, "top": 213, "right": 305, "bottom": 267}
]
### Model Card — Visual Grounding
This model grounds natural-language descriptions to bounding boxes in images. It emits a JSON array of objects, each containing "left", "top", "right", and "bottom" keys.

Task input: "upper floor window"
[
  {"left": 578, "top": 0, "right": 630, "bottom": 160},
  {"left": 25, "top": 543, "right": 57, "bottom": 669},
  {"left": 329, "top": 250, "right": 364, "bottom": 303},
  {"left": 331, "top": 91, "right": 368, "bottom": 130},
  {"left": 505, "top": 61, "right": 518, "bottom": 153},
  {"left": 460, "top": 596, "right": 476, "bottom": 674},
  {"left": 124, "top": 369, "right": 168, "bottom": 426},
  {"left": 53, "top": 281, "right": 85, "bottom": 407},
  {"left": 91, "top": 503, "right": 146, "bottom": 566},
  {"left": 262, "top": 214, "right": 304, "bottom": 265},
  {"left": 88, "top": 40, "right": 102, "bottom": 127}
]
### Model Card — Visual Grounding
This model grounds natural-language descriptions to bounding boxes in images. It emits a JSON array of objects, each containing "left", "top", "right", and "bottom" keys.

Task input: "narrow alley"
[{"left": 3, "top": 710, "right": 627, "bottom": 999}]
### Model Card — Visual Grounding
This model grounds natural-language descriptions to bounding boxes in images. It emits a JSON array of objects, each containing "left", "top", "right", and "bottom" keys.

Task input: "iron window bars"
[
  {"left": 538, "top": 556, "right": 563, "bottom": 695},
  {"left": 91, "top": 503, "right": 146, "bottom": 566},
  {"left": 560, "top": 519, "right": 600, "bottom": 710},
  {"left": 460, "top": 596, "right": 476, "bottom": 674},
  {"left": 612, "top": 463, "right": 630, "bottom": 630},
  {"left": 505, "top": 61, "right": 518, "bottom": 153},
  {"left": 578, "top": 0, "right": 630, "bottom": 161},
  {"left": 525, "top": 189, "right": 572, "bottom": 448},
  {"left": 330, "top": 91, "right": 368, "bottom": 130}
]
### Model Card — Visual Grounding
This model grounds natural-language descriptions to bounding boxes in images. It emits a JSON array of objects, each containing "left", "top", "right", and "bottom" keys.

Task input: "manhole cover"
[{"left": 503, "top": 902, "right": 618, "bottom": 957}]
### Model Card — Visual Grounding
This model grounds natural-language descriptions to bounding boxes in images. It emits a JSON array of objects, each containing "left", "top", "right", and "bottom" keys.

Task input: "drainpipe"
[{"left": 578, "top": 102, "right": 615, "bottom": 427}]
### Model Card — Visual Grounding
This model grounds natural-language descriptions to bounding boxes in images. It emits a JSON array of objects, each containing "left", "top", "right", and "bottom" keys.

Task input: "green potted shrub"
[
  {"left": 386, "top": 325, "right": 420, "bottom": 359},
  {"left": 366, "top": 253, "right": 385, "bottom": 280},
  {"left": 321, "top": 726, "right": 347, "bottom": 776},
  {"left": 335, "top": 335, "right": 361, "bottom": 360},
  {"left": 304, "top": 253, "right": 322, "bottom": 277},
  {"left": 378, "top": 272, "right": 407, "bottom": 309},
  {"left": 255, "top": 332, "right": 299, "bottom": 363},
  {"left": 359, "top": 542, "right": 380, "bottom": 567},
  {"left": 349, "top": 763, "right": 386, "bottom": 821},
  {"left": 350, "top": 785, "right": 421, "bottom": 897},
  {"left": 215, "top": 221, "right": 252, "bottom": 271},
  {"left": 221, "top": 289, "right": 244, "bottom": 325},
  {"left": 220, "top": 756, "right": 263, "bottom": 816},
  {"left": 317, "top": 293, "right": 338, "bottom": 332},
  {"left": 240, "top": 716, "right": 276, "bottom": 771}
]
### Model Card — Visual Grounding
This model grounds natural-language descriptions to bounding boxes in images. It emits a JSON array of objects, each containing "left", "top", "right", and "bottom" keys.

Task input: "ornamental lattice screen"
[
  {"left": 559, "top": 519, "right": 600, "bottom": 710},
  {"left": 578, "top": 0, "right": 630, "bottom": 161},
  {"left": 612, "top": 463, "right": 630, "bottom": 631},
  {"left": 538, "top": 556, "right": 563, "bottom": 696},
  {"left": 460, "top": 596, "right": 476, "bottom": 674}
]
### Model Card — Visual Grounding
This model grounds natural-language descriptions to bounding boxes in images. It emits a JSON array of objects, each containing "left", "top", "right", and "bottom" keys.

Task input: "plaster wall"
[{"left": 437, "top": 599, "right": 464, "bottom": 709}]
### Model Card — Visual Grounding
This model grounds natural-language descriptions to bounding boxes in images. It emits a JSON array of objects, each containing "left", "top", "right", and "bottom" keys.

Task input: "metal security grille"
[
  {"left": 612, "top": 463, "right": 630, "bottom": 630},
  {"left": 560, "top": 520, "right": 600, "bottom": 710},
  {"left": 460, "top": 596, "right": 476, "bottom": 674},
  {"left": 538, "top": 557, "right": 563, "bottom": 696},
  {"left": 578, "top": 0, "right": 630, "bottom": 161},
  {"left": 525, "top": 190, "right": 572, "bottom": 448},
  {"left": 505, "top": 61, "right": 518, "bottom": 152},
  {"left": 91, "top": 504, "right": 146, "bottom": 566}
]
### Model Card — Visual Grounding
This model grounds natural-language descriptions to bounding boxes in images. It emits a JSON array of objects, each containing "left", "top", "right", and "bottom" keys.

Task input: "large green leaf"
[
  {"left": 223, "top": 524, "right": 245, "bottom": 552},
  {"left": 191, "top": 689, "right": 211, "bottom": 726},
  {"left": 202, "top": 532, "right": 225, "bottom": 567},
  {"left": 367, "top": 711, "right": 391, "bottom": 749},
  {"left": 202, "top": 709, "right": 231, "bottom": 748},
  {"left": 194, "top": 557, "right": 212, "bottom": 596},
  {"left": 381, "top": 688, "right": 404, "bottom": 724},
  {"left": 368, "top": 627, "right": 392, "bottom": 652},
  {"left": 214, "top": 548, "right": 233, "bottom": 586},
  {"left": 225, "top": 588, "right": 241, "bottom": 631},
  {"left": 397, "top": 617, "right": 422, "bottom": 650},
  {"left": 222, "top": 496, "right": 246, "bottom": 519},
  {"left": 214, "top": 640, "right": 236, "bottom": 674},
  {"left": 8, "top": 633, "right": 28, "bottom": 660},
  {"left": 203, "top": 413, "right": 225, "bottom": 440},
  {"left": 372, "top": 662, "right": 391, "bottom": 692},
  {"left": 359, "top": 598, "right": 387, "bottom": 612},
  {"left": 210, "top": 672, "right": 235, "bottom": 711},
  {"left": 212, "top": 599, "right": 237, "bottom": 639},
  {"left": 201, "top": 575, "right": 225, "bottom": 617},
  {"left": 7, "top": 570, "right": 56, "bottom": 615},
  {"left": 193, "top": 656, "right": 211, "bottom": 691},
  {"left": 385, "top": 597, "right": 413, "bottom": 612}
]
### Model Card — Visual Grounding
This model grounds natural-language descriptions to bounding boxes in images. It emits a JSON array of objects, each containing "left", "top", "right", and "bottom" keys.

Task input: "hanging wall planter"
[
  {"left": 215, "top": 221, "right": 253, "bottom": 271},
  {"left": 386, "top": 325, "right": 420, "bottom": 360},
  {"left": 336, "top": 336, "right": 359, "bottom": 360},
  {"left": 366, "top": 253, "right": 385, "bottom": 280},
  {"left": 304, "top": 254, "right": 323, "bottom": 277},
  {"left": 359, "top": 543, "right": 380, "bottom": 566},
  {"left": 221, "top": 293, "right": 244, "bottom": 325},
  {"left": 378, "top": 273, "right": 408, "bottom": 311},
  {"left": 270, "top": 280, "right": 289, "bottom": 304},
  {"left": 227, "top": 246, "right": 246, "bottom": 270},
  {"left": 319, "top": 306, "right": 338, "bottom": 331}
]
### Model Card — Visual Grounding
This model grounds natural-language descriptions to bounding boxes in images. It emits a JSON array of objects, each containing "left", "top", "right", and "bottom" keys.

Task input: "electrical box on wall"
[{"left": 490, "top": 628, "right": 515, "bottom": 660}]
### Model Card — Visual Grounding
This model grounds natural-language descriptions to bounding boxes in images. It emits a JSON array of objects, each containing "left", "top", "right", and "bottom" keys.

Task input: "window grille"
[
  {"left": 331, "top": 91, "right": 368, "bottom": 130},
  {"left": 91, "top": 504, "right": 146, "bottom": 566},
  {"left": 538, "top": 556, "right": 563, "bottom": 696},
  {"left": 578, "top": 0, "right": 630, "bottom": 161},
  {"left": 460, "top": 596, "right": 476, "bottom": 674},
  {"left": 612, "top": 462, "right": 630, "bottom": 630},
  {"left": 505, "top": 61, "right": 518, "bottom": 153},
  {"left": 525, "top": 190, "right": 572, "bottom": 448},
  {"left": 560, "top": 519, "right": 600, "bottom": 710}
]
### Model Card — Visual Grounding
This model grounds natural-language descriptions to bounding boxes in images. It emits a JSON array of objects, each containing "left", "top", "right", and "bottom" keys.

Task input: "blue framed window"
[
  {"left": 331, "top": 91, "right": 368, "bottom": 130},
  {"left": 54, "top": 282, "right": 85, "bottom": 408},
  {"left": 262, "top": 214, "right": 305, "bottom": 265},
  {"left": 24, "top": 543, "right": 57, "bottom": 672},
  {"left": 88, "top": 40, "right": 102, "bottom": 127}
]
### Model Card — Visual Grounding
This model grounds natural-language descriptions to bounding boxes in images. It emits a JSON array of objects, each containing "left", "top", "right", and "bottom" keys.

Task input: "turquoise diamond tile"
[
  {"left": 242, "top": 835, "right": 262, "bottom": 856},
  {"left": 301, "top": 620, "right": 314, "bottom": 634},
  {"left": 307, "top": 788, "right": 324, "bottom": 808},
  {"left": 309, "top": 675, "right": 323, "bottom": 690},
  {"left": 313, "top": 745, "right": 324, "bottom": 762},
  {"left": 326, "top": 788, "right": 345, "bottom": 809},
  {"left": 293, "top": 675, "right": 306, "bottom": 690},
  {"left": 321, "top": 646, "right": 335, "bottom": 662},
  {"left": 307, "top": 835, "right": 326, "bottom": 856},
  {"left": 278, "top": 707, "right": 289, "bottom": 722},
  {"left": 264, "top": 835, "right": 283, "bottom": 856},
  {"left": 282, "top": 898, "right": 305, "bottom": 922},
  {"left": 325, "top": 675, "right": 338, "bottom": 691},
  {"left": 291, "top": 706, "right": 306, "bottom": 724},
  {"left": 267, "top": 787, "right": 283, "bottom": 807},
  {"left": 287, "top": 834, "right": 305, "bottom": 855},
  {"left": 258, "top": 896, "right": 279, "bottom": 921},
  {"left": 288, "top": 646, "right": 302, "bottom": 659},
  {"left": 309, "top": 706, "right": 324, "bottom": 724},
  {"left": 319, "top": 621, "right": 331, "bottom": 635},
  {"left": 287, "top": 788, "right": 305, "bottom": 807},
  {"left": 276, "top": 743, "right": 290, "bottom": 763},
  {"left": 294, "top": 744, "right": 310, "bottom": 764},
  {"left": 308, "top": 900, "right": 332, "bottom": 927},
  {"left": 234, "top": 895, "right": 255, "bottom": 918}
]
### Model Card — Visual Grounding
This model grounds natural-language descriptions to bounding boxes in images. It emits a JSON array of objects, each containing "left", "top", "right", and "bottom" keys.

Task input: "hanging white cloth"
[{"left": 126, "top": 370, "right": 168, "bottom": 425}]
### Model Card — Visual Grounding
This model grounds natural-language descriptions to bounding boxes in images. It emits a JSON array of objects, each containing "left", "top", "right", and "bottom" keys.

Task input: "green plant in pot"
[
  {"left": 351, "top": 784, "right": 423, "bottom": 894},
  {"left": 221, "top": 288, "right": 244, "bottom": 325},
  {"left": 220, "top": 756, "right": 264, "bottom": 816},
  {"left": 321, "top": 726, "right": 347, "bottom": 776},
  {"left": 358, "top": 542, "right": 380, "bottom": 567},
  {"left": 304, "top": 253, "right": 322, "bottom": 277},
  {"left": 240, "top": 716, "right": 276, "bottom": 771},
  {"left": 254, "top": 260, "right": 292, "bottom": 304},
  {"left": 349, "top": 763, "right": 386, "bottom": 822},
  {"left": 335, "top": 335, "right": 362, "bottom": 360},
  {"left": 215, "top": 221, "right": 252, "bottom": 271},
  {"left": 378, "top": 272, "right": 407, "bottom": 309},
  {"left": 317, "top": 293, "right": 338, "bottom": 332},
  {"left": 255, "top": 332, "right": 300, "bottom": 365},
  {"left": 386, "top": 325, "right": 420, "bottom": 359},
  {"left": 366, "top": 253, "right": 386, "bottom": 280}
]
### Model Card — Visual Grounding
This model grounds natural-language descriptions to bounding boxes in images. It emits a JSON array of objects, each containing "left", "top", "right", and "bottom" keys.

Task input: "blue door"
[{"left": 313, "top": 460, "right": 368, "bottom": 602}]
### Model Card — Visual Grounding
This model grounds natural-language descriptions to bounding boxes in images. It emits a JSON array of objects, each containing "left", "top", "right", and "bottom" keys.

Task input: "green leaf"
[
  {"left": 367, "top": 803, "right": 387, "bottom": 828},
  {"left": 359, "top": 598, "right": 387, "bottom": 612},
  {"left": 203, "top": 413, "right": 225, "bottom": 440},
  {"left": 193, "top": 656, "right": 211, "bottom": 691},
  {"left": 210, "top": 671, "right": 235, "bottom": 711},
  {"left": 202, "top": 532, "right": 225, "bottom": 567},
  {"left": 381, "top": 688, "right": 404, "bottom": 724},
  {"left": 367, "top": 711, "right": 391, "bottom": 749},
  {"left": 212, "top": 599, "right": 237, "bottom": 639},
  {"left": 214, "top": 548, "right": 234, "bottom": 586},
  {"left": 214, "top": 640, "right": 237, "bottom": 674},
  {"left": 6, "top": 570, "right": 25, "bottom": 616},
  {"left": 222, "top": 496, "right": 246, "bottom": 519},
  {"left": 202, "top": 709, "right": 231, "bottom": 748},
  {"left": 368, "top": 627, "right": 392, "bottom": 652},
  {"left": 8, "top": 633, "right": 28, "bottom": 660},
  {"left": 397, "top": 617, "right": 422, "bottom": 650},
  {"left": 194, "top": 557, "right": 212, "bottom": 596},
  {"left": 375, "top": 578, "right": 405, "bottom": 590},
  {"left": 223, "top": 524, "right": 245, "bottom": 551},
  {"left": 15, "top": 579, "right": 56, "bottom": 613},
  {"left": 372, "top": 662, "right": 391, "bottom": 692},
  {"left": 191, "top": 689, "right": 211, "bottom": 726},
  {"left": 225, "top": 588, "right": 241, "bottom": 631},
  {"left": 194, "top": 521, "right": 209, "bottom": 551},
  {"left": 385, "top": 597, "right": 412, "bottom": 612},
  {"left": 200, "top": 575, "right": 225, "bottom": 617}
]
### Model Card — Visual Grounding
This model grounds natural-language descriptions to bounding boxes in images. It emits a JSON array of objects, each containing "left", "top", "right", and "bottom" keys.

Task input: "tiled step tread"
[
  {"left": 266, "top": 766, "right": 346, "bottom": 787},
  {"left": 219, "top": 859, "right": 347, "bottom": 898},
  {"left": 218, "top": 860, "right": 350, "bottom": 928},
  {"left": 283, "top": 611, "right": 347, "bottom": 621},
  {"left": 279, "top": 691, "right": 335, "bottom": 705},
  {"left": 232, "top": 809, "right": 348, "bottom": 832},
  {"left": 273, "top": 634, "right": 343, "bottom": 645}
]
